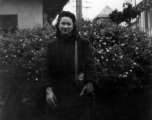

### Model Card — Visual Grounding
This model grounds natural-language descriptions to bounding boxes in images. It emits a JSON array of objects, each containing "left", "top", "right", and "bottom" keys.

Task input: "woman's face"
[{"left": 58, "top": 17, "right": 74, "bottom": 35}]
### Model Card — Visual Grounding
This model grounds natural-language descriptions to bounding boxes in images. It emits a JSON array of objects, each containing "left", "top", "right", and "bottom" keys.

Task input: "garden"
[{"left": 0, "top": 20, "right": 152, "bottom": 120}]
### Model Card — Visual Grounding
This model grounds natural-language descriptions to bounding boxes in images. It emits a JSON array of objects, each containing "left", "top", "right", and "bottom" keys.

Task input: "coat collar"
[{"left": 57, "top": 32, "right": 79, "bottom": 43}]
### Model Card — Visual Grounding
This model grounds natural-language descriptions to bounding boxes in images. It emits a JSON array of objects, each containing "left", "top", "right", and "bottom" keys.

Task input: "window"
[
  {"left": 150, "top": 8, "right": 152, "bottom": 29},
  {"left": 0, "top": 15, "right": 18, "bottom": 32},
  {"left": 144, "top": 10, "right": 148, "bottom": 30}
]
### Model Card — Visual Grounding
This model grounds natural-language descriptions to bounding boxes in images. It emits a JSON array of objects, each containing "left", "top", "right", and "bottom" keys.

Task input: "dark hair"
[{"left": 55, "top": 11, "right": 77, "bottom": 38}]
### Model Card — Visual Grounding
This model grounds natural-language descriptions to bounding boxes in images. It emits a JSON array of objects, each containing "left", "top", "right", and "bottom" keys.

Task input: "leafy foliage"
[
  {"left": 0, "top": 24, "right": 55, "bottom": 88},
  {"left": 0, "top": 21, "right": 152, "bottom": 91},
  {"left": 109, "top": 9, "right": 124, "bottom": 24},
  {"left": 109, "top": 2, "right": 140, "bottom": 24},
  {"left": 78, "top": 20, "right": 152, "bottom": 89}
]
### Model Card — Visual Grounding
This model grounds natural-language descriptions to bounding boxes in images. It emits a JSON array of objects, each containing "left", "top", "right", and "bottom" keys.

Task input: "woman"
[{"left": 41, "top": 11, "right": 98, "bottom": 120}]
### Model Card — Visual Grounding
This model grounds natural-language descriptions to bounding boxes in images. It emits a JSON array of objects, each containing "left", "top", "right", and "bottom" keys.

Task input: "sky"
[{"left": 63, "top": 0, "right": 143, "bottom": 20}]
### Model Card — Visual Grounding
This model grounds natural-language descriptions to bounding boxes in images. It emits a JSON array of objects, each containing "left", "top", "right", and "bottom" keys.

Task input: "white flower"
[
  {"left": 96, "top": 59, "right": 99, "bottom": 62},
  {"left": 98, "top": 50, "right": 102, "bottom": 54},
  {"left": 84, "top": 32, "right": 87, "bottom": 35},
  {"left": 101, "top": 56, "right": 104, "bottom": 59},
  {"left": 120, "top": 55, "right": 123, "bottom": 59},
  {"left": 123, "top": 75, "right": 127, "bottom": 78},
  {"left": 99, "top": 40, "right": 102, "bottom": 42},
  {"left": 135, "top": 47, "right": 139, "bottom": 50},
  {"left": 22, "top": 43, "right": 25, "bottom": 47},
  {"left": 121, "top": 44, "right": 125, "bottom": 46},
  {"left": 107, "top": 49, "right": 110, "bottom": 52}
]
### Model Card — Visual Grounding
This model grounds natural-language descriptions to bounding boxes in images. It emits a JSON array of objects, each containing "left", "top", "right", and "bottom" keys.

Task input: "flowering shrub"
[
  {"left": 77, "top": 20, "right": 152, "bottom": 89},
  {"left": 0, "top": 24, "right": 55, "bottom": 88},
  {"left": 0, "top": 21, "right": 152, "bottom": 91}
]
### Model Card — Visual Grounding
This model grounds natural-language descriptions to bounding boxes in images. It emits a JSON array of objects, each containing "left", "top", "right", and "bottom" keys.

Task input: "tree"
[
  {"left": 109, "top": 1, "right": 140, "bottom": 24},
  {"left": 109, "top": 9, "right": 124, "bottom": 24}
]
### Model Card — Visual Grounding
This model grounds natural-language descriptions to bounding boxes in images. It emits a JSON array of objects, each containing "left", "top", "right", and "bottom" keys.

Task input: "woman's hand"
[
  {"left": 80, "top": 82, "right": 94, "bottom": 96},
  {"left": 46, "top": 87, "right": 57, "bottom": 108}
]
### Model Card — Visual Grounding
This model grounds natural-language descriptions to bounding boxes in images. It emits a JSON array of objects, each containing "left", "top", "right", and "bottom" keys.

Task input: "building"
[
  {"left": 93, "top": 6, "right": 113, "bottom": 21},
  {"left": 0, "top": 0, "right": 68, "bottom": 31},
  {"left": 132, "top": 0, "right": 152, "bottom": 37}
]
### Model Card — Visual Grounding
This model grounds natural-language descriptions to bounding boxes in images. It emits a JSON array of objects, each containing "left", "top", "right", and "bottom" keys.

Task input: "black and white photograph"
[{"left": 0, "top": 0, "right": 152, "bottom": 120}]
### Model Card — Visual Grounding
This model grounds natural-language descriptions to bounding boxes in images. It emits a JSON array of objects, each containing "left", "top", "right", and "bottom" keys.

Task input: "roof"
[
  {"left": 94, "top": 6, "right": 113, "bottom": 20},
  {"left": 43, "top": 0, "right": 69, "bottom": 19}
]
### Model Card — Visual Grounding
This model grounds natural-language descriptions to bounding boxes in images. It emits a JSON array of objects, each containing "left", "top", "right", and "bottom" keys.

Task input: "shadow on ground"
[
  {"left": 0, "top": 86, "right": 152, "bottom": 120},
  {"left": 90, "top": 88, "right": 152, "bottom": 120}
]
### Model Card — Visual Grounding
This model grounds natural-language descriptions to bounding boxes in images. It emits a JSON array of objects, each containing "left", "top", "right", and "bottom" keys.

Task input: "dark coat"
[
  {"left": 42, "top": 35, "right": 98, "bottom": 88},
  {"left": 41, "top": 34, "right": 98, "bottom": 120}
]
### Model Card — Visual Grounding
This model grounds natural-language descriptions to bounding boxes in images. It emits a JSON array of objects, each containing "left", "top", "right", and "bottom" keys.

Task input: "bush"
[
  {"left": 77, "top": 20, "right": 152, "bottom": 90},
  {"left": 0, "top": 21, "right": 152, "bottom": 92},
  {"left": 0, "top": 24, "right": 55, "bottom": 89}
]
